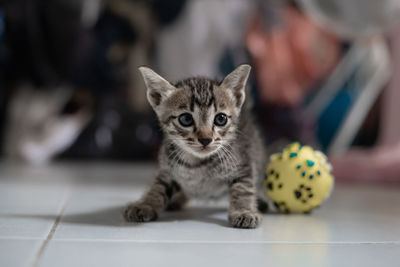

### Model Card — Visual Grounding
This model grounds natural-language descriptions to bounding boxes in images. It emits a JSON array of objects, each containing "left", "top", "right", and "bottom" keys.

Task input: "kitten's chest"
[{"left": 173, "top": 167, "right": 229, "bottom": 198}]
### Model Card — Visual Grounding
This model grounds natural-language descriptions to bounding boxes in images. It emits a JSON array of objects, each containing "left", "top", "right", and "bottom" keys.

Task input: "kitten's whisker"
[
  {"left": 170, "top": 146, "right": 184, "bottom": 170},
  {"left": 168, "top": 150, "right": 181, "bottom": 169},
  {"left": 225, "top": 144, "right": 239, "bottom": 167},
  {"left": 219, "top": 146, "right": 231, "bottom": 173},
  {"left": 171, "top": 151, "right": 181, "bottom": 171},
  {"left": 222, "top": 148, "right": 234, "bottom": 172},
  {"left": 175, "top": 149, "right": 187, "bottom": 171},
  {"left": 220, "top": 148, "right": 230, "bottom": 173},
  {"left": 215, "top": 149, "right": 222, "bottom": 170},
  {"left": 221, "top": 144, "right": 238, "bottom": 170},
  {"left": 217, "top": 149, "right": 228, "bottom": 173}
]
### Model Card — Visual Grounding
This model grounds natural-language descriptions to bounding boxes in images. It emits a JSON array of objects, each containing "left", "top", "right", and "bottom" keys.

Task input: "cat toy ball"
[{"left": 265, "top": 142, "right": 334, "bottom": 213}]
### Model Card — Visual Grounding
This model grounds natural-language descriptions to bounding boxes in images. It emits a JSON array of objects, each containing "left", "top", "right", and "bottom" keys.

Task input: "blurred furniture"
[{"left": 298, "top": 0, "right": 399, "bottom": 155}]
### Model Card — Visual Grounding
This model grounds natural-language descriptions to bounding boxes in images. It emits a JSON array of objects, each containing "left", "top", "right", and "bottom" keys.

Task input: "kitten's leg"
[
  {"left": 257, "top": 198, "right": 269, "bottom": 213},
  {"left": 228, "top": 174, "right": 262, "bottom": 228},
  {"left": 166, "top": 181, "right": 188, "bottom": 211},
  {"left": 123, "top": 173, "right": 183, "bottom": 222},
  {"left": 166, "top": 190, "right": 187, "bottom": 211}
]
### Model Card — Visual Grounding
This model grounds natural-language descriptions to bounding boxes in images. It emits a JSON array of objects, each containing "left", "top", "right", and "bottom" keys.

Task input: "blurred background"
[{"left": 1, "top": 0, "right": 400, "bottom": 182}]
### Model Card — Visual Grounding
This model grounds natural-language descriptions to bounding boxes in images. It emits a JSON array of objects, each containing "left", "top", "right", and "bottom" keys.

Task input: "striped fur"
[{"left": 123, "top": 65, "right": 268, "bottom": 228}]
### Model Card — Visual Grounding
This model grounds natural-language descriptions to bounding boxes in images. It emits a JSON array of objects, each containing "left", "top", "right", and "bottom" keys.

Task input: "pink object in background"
[{"left": 246, "top": 6, "right": 341, "bottom": 107}]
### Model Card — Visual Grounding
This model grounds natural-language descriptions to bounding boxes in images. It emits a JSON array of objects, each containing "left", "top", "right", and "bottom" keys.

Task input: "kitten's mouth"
[
  {"left": 174, "top": 140, "right": 220, "bottom": 158},
  {"left": 199, "top": 146, "right": 215, "bottom": 152},
  {"left": 188, "top": 145, "right": 219, "bottom": 158}
]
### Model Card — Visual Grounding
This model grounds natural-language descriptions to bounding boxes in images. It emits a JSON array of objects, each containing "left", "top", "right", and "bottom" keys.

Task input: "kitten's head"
[{"left": 139, "top": 65, "right": 251, "bottom": 158}]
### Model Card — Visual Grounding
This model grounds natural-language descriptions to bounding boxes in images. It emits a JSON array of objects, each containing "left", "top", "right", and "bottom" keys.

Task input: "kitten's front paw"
[
  {"left": 123, "top": 203, "right": 158, "bottom": 222},
  {"left": 229, "top": 211, "right": 262, "bottom": 229}
]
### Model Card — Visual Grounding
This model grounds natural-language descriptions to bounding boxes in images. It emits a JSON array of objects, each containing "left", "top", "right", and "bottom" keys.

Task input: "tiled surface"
[
  {"left": 38, "top": 242, "right": 400, "bottom": 267},
  {"left": 53, "top": 187, "right": 400, "bottom": 243},
  {"left": 0, "top": 162, "right": 399, "bottom": 267},
  {"left": 0, "top": 239, "right": 42, "bottom": 267},
  {"left": 0, "top": 183, "right": 68, "bottom": 239}
]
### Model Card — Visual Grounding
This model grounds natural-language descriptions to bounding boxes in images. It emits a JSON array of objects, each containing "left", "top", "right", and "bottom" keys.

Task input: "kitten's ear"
[
  {"left": 220, "top": 64, "right": 251, "bottom": 109},
  {"left": 139, "top": 66, "right": 176, "bottom": 108}
]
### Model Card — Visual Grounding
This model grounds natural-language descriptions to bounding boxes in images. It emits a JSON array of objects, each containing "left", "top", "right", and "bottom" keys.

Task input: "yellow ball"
[{"left": 265, "top": 142, "right": 334, "bottom": 213}]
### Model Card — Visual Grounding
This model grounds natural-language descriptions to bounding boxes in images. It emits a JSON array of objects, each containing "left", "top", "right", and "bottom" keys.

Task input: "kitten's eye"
[
  {"left": 178, "top": 113, "right": 194, "bottom": 127},
  {"left": 214, "top": 113, "right": 228, "bottom": 126}
]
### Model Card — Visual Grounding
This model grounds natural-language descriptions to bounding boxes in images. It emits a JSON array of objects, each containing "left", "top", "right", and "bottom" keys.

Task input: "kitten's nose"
[{"left": 198, "top": 138, "right": 212, "bottom": 147}]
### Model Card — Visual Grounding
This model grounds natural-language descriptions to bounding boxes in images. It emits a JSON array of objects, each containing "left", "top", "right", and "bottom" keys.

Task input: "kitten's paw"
[
  {"left": 228, "top": 211, "right": 262, "bottom": 229},
  {"left": 123, "top": 203, "right": 158, "bottom": 222}
]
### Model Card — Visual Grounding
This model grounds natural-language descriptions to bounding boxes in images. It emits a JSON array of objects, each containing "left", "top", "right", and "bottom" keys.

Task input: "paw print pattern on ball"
[
  {"left": 294, "top": 184, "right": 314, "bottom": 204},
  {"left": 265, "top": 168, "right": 283, "bottom": 192}
]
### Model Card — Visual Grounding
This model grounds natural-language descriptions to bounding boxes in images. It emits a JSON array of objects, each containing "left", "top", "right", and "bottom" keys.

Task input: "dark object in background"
[
  {"left": 0, "top": 0, "right": 186, "bottom": 161},
  {"left": 60, "top": 94, "right": 161, "bottom": 161},
  {"left": 2, "top": 0, "right": 82, "bottom": 86}
]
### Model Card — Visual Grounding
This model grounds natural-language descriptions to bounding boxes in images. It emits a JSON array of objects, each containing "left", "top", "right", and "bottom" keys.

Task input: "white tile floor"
[{"left": 0, "top": 162, "right": 399, "bottom": 267}]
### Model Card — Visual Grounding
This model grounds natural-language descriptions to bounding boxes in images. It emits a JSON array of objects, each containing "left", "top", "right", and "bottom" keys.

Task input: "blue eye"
[
  {"left": 178, "top": 113, "right": 194, "bottom": 127},
  {"left": 214, "top": 113, "right": 228, "bottom": 126}
]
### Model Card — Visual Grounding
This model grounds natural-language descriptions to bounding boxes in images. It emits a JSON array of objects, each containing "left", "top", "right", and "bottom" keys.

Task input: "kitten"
[{"left": 123, "top": 64, "right": 268, "bottom": 228}]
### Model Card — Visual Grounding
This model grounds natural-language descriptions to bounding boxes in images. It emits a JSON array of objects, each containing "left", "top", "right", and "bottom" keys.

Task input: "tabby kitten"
[{"left": 123, "top": 64, "right": 268, "bottom": 228}]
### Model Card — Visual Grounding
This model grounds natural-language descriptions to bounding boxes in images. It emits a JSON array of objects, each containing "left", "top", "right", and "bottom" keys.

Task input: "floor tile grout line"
[
  {"left": 45, "top": 239, "right": 400, "bottom": 245},
  {"left": 1, "top": 235, "right": 398, "bottom": 245},
  {"left": 0, "top": 237, "right": 45, "bottom": 240},
  {"left": 1, "top": 236, "right": 398, "bottom": 245},
  {"left": 30, "top": 192, "right": 70, "bottom": 267}
]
